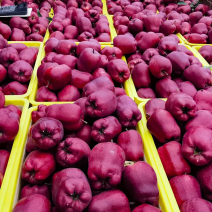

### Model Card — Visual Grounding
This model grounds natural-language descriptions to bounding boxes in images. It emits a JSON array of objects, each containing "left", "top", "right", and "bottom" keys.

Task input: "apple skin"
[
  {"left": 137, "top": 32, "right": 160, "bottom": 52},
  {"left": 46, "top": 104, "right": 84, "bottom": 131},
  {"left": 21, "top": 150, "right": 56, "bottom": 184},
  {"left": 50, "top": 31, "right": 65, "bottom": 40},
  {"left": 27, "top": 11, "right": 39, "bottom": 25},
  {"left": 193, "top": 90, "right": 212, "bottom": 113},
  {"left": 113, "top": 34, "right": 137, "bottom": 55},
  {"left": 122, "top": 161, "right": 159, "bottom": 207},
  {"left": 0, "top": 91, "right": 4, "bottom": 111},
  {"left": 87, "top": 190, "right": 131, "bottom": 212},
  {"left": 165, "top": 93, "right": 197, "bottom": 122},
  {"left": 55, "top": 40, "right": 77, "bottom": 56},
  {"left": 0, "top": 21, "right": 11, "bottom": 40},
  {"left": 85, "top": 89, "right": 117, "bottom": 118},
  {"left": 12, "top": 194, "right": 52, "bottom": 212},
  {"left": 117, "top": 130, "right": 143, "bottom": 161},
  {"left": 147, "top": 109, "right": 181, "bottom": 143},
  {"left": 116, "top": 95, "right": 142, "bottom": 128},
  {"left": 158, "top": 141, "right": 191, "bottom": 179},
  {"left": 132, "top": 204, "right": 162, "bottom": 212},
  {"left": 56, "top": 137, "right": 90, "bottom": 168},
  {"left": 58, "top": 85, "right": 81, "bottom": 101},
  {"left": 0, "top": 108, "right": 19, "bottom": 143},
  {"left": 88, "top": 142, "right": 125, "bottom": 190},
  {"left": 2, "top": 81, "right": 27, "bottom": 95},
  {"left": 6, "top": 43, "right": 27, "bottom": 53},
  {"left": 31, "top": 105, "right": 47, "bottom": 124},
  {"left": 43, "top": 64, "right": 72, "bottom": 90},
  {"left": 31, "top": 24, "right": 46, "bottom": 36},
  {"left": 5, "top": 105, "right": 22, "bottom": 118},
  {"left": 42, "top": 52, "right": 58, "bottom": 63},
  {"left": 101, "top": 46, "right": 122, "bottom": 61},
  {"left": 8, "top": 60, "right": 33, "bottom": 83},
  {"left": 0, "top": 47, "right": 19, "bottom": 68},
  {"left": 182, "top": 126, "right": 212, "bottom": 166},
  {"left": 0, "top": 65, "right": 7, "bottom": 84},
  {"left": 9, "top": 17, "right": 31, "bottom": 34},
  {"left": 149, "top": 55, "right": 172, "bottom": 78},
  {"left": 145, "top": 99, "right": 165, "bottom": 118},
  {"left": 19, "top": 47, "right": 38, "bottom": 66},
  {"left": 185, "top": 110, "right": 212, "bottom": 131},
  {"left": 76, "top": 40, "right": 101, "bottom": 56},
  {"left": 26, "top": 33, "right": 43, "bottom": 42},
  {"left": 70, "top": 69, "right": 93, "bottom": 89},
  {"left": 155, "top": 78, "right": 180, "bottom": 98},
  {"left": 52, "top": 54, "right": 78, "bottom": 69},
  {"left": 107, "top": 59, "right": 130, "bottom": 83},
  {"left": 83, "top": 77, "right": 114, "bottom": 97},
  {"left": 166, "top": 51, "right": 190, "bottom": 76},
  {"left": 77, "top": 48, "right": 101, "bottom": 73},
  {"left": 158, "top": 36, "right": 178, "bottom": 56},
  {"left": 198, "top": 45, "right": 212, "bottom": 63},
  {"left": 180, "top": 198, "right": 212, "bottom": 212},
  {"left": 183, "top": 65, "right": 212, "bottom": 90},
  {"left": 52, "top": 168, "right": 92, "bottom": 212},
  {"left": 21, "top": 184, "right": 50, "bottom": 200},
  {"left": 142, "top": 48, "right": 159, "bottom": 64},
  {"left": 31, "top": 117, "right": 64, "bottom": 150},
  {"left": 91, "top": 116, "right": 122, "bottom": 143},
  {"left": 196, "top": 161, "right": 212, "bottom": 201},
  {"left": 114, "top": 87, "right": 126, "bottom": 97},
  {"left": 169, "top": 175, "right": 202, "bottom": 207},
  {"left": 137, "top": 88, "right": 156, "bottom": 99},
  {"left": 177, "top": 45, "right": 193, "bottom": 56},
  {"left": 0, "top": 150, "right": 10, "bottom": 175}
]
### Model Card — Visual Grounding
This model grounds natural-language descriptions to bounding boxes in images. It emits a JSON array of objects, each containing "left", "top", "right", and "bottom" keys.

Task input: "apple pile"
[
  {"left": 0, "top": 0, "right": 52, "bottom": 42},
  {"left": 145, "top": 91, "right": 212, "bottom": 211},
  {"left": 12, "top": 95, "right": 159, "bottom": 212},
  {"left": 107, "top": 0, "right": 212, "bottom": 44},
  {"left": 114, "top": 33, "right": 211, "bottom": 99},
  {"left": 0, "top": 92, "right": 22, "bottom": 188},
  {"left": 36, "top": 41, "right": 130, "bottom": 102},
  {"left": 48, "top": 4, "right": 111, "bottom": 42},
  {"left": 0, "top": 40, "right": 39, "bottom": 95},
  {"left": 51, "top": 0, "right": 103, "bottom": 15}
]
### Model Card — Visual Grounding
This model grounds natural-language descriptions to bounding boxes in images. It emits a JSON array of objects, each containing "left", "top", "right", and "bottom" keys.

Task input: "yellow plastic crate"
[
  {"left": 138, "top": 101, "right": 181, "bottom": 212},
  {"left": 29, "top": 44, "right": 134, "bottom": 105},
  {"left": 102, "top": 0, "right": 108, "bottom": 15},
  {"left": 129, "top": 44, "right": 206, "bottom": 104},
  {"left": 177, "top": 33, "right": 211, "bottom": 46},
  {"left": 4, "top": 103, "right": 173, "bottom": 212},
  {"left": 0, "top": 97, "right": 29, "bottom": 212},
  {"left": 44, "top": 14, "right": 114, "bottom": 45},
  {"left": 5, "top": 42, "right": 43, "bottom": 99}
]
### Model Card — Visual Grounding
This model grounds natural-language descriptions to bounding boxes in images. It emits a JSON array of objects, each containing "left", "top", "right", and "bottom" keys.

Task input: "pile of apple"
[
  {"left": 0, "top": 92, "right": 22, "bottom": 188},
  {"left": 13, "top": 90, "right": 160, "bottom": 212},
  {"left": 145, "top": 90, "right": 212, "bottom": 211},
  {"left": 0, "top": 0, "right": 52, "bottom": 41},
  {"left": 108, "top": 0, "right": 212, "bottom": 44},
  {"left": 48, "top": 3, "right": 111, "bottom": 42},
  {"left": 36, "top": 41, "right": 130, "bottom": 102},
  {"left": 0, "top": 40, "right": 39, "bottom": 95},
  {"left": 113, "top": 33, "right": 211, "bottom": 99},
  {"left": 51, "top": 0, "right": 103, "bottom": 15}
]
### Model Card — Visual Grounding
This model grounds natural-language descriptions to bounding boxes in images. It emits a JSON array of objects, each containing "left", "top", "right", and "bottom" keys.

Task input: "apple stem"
[
  {"left": 146, "top": 113, "right": 151, "bottom": 119},
  {"left": 111, "top": 139, "right": 113, "bottom": 142},
  {"left": 81, "top": 119, "right": 88, "bottom": 124}
]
